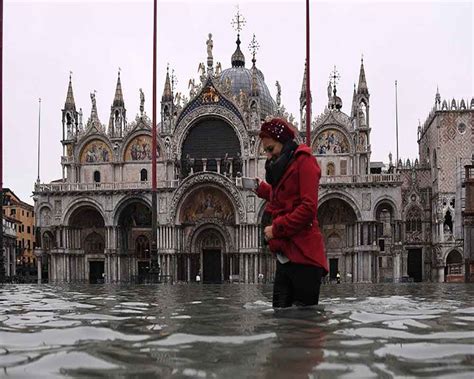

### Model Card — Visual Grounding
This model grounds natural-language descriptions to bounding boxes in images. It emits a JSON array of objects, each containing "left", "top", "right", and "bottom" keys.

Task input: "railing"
[
  {"left": 2, "top": 225, "right": 17, "bottom": 238},
  {"left": 447, "top": 263, "right": 463, "bottom": 275},
  {"left": 35, "top": 180, "right": 179, "bottom": 193},
  {"left": 35, "top": 173, "right": 243, "bottom": 194},
  {"left": 320, "top": 173, "right": 401, "bottom": 185}
]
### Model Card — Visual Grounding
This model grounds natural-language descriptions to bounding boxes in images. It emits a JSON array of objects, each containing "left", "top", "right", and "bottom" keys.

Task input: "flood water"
[{"left": 1, "top": 283, "right": 473, "bottom": 378}]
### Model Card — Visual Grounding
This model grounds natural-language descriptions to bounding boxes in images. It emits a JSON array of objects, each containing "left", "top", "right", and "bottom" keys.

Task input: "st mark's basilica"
[{"left": 33, "top": 18, "right": 474, "bottom": 284}]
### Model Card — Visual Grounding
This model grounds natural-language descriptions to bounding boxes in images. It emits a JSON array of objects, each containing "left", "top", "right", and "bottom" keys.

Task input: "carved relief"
[
  {"left": 159, "top": 196, "right": 167, "bottom": 214},
  {"left": 246, "top": 195, "right": 256, "bottom": 213},
  {"left": 362, "top": 193, "right": 371, "bottom": 211},
  {"left": 40, "top": 207, "right": 52, "bottom": 226}
]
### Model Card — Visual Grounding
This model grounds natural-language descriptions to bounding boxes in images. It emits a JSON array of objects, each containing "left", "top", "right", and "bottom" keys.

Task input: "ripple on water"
[
  {"left": 375, "top": 342, "right": 474, "bottom": 360},
  {"left": 144, "top": 332, "right": 277, "bottom": 346},
  {"left": 0, "top": 283, "right": 473, "bottom": 378},
  {"left": 0, "top": 326, "right": 149, "bottom": 348},
  {"left": 6, "top": 351, "right": 119, "bottom": 378}
]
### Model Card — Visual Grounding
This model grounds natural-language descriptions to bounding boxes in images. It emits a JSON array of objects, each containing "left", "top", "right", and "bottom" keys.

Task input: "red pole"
[
  {"left": 152, "top": 0, "right": 157, "bottom": 192},
  {"left": 305, "top": 0, "right": 311, "bottom": 147},
  {"left": 151, "top": 0, "right": 158, "bottom": 277},
  {"left": 0, "top": 0, "right": 4, "bottom": 278}
]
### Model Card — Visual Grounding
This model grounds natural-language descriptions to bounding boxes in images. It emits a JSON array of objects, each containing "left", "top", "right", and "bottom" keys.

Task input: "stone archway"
[
  {"left": 318, "top": 198, "right": 357, "bottom": 250},
  {"left": 68, "top": 206, "right": 106, "bottom": 251},
  {"left": 196, "top": 228, "right": 225, "bottom": 284},
  {"left": 67, "top": 206, "right": 106, "bottom": 283},
  {"left": 318, "top": 198, "right": 358, "bottom": 280},
  {"left": 116, "top": 200, "right": 152, "bottom": 282},
  {"left": 116, "top": 200, "right": 152, "bottom": 255},
  {"left": 445, "top": 250, "right": 464, "bottom": 282}
]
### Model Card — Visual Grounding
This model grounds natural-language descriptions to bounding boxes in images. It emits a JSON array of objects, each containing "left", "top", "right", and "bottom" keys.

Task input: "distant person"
[
  {"left": 255, "top": 117, "right": 328, "bottom": 308},
  {"left": 336, "top": 271, "right": 341, "bottom": 284}
]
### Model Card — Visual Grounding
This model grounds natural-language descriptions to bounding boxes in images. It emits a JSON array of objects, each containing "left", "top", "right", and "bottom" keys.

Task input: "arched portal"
[
  {"left": 318, "top": 198, "right": 357, "bottom": 280},
  {"left": 198, "top": 228, "right": 224, "bottom": 284},
  {"left": 68, "top": 206, "right": 105, "bottom": 251},
  {"left": 68, "top": 206, "right": 106, "bottom": 283},
  {"left": 117, "top": 201, "right": 152, "bottom": 254},
  {"left": 116, "top": 200, "right": 152, "bottom": 283},
  {"left": 445, "top": 250, "right": 464, "bottom": 282}
]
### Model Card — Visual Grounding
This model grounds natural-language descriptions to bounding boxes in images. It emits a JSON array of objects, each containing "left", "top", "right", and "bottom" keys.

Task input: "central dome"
[{"left": 219, "top": 36, "right": 276, "bottom": 117}]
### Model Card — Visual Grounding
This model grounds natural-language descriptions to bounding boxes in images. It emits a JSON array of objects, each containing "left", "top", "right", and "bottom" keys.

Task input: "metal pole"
[
  {"left": 151, "top": 0, "right": 159, "bottom": 281},
  {"left": 37, "top": 98, "right": 41, "bottom": 184},
  {"left": 395, "top": 80, "right": 399, "bottom": 167},
  {"left": 0, "top": 0, "right": 4, "bottom": 280},
  {"left": 305, "top": 0, "right": 311, "bottom": 147}
]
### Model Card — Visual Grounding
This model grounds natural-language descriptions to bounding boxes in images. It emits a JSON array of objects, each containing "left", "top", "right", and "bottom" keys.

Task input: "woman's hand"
[{"left": 264, "top": 225, "right": 274, "bottom": 241}]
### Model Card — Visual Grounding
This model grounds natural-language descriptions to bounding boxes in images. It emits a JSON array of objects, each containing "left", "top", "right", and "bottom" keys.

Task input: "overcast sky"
[{"left": 4, "top": 0, "right": 473, "bottom": 203}]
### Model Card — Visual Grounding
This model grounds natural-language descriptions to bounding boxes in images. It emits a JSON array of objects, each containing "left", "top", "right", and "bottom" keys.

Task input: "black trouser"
[{"left": 273, "top": 261, "right": 324, "bottom": 308}]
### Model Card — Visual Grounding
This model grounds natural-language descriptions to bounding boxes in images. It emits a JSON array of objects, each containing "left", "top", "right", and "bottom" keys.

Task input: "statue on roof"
[
  {"left": 206, "top": 33, "right": 213, "bottom": 60},
  {"left": 139, "top": 88, "right": 145, "bottom": 116},
  {"left": 276, "top": 81, "right": 281, "bottom": 107}
]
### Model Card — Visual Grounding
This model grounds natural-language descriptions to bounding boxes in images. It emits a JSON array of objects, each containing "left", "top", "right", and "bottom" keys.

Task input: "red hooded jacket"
[{"left": 257, "top": 144, "right": 328, "bottom": 273}]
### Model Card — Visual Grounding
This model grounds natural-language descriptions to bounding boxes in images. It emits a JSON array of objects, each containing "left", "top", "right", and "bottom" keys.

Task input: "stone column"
[
  {"left": 437, "top": 266, "right": 445, "bottom": 282},
  {"left": 402, "top": 249, "right": 408, "bottom": 277}
]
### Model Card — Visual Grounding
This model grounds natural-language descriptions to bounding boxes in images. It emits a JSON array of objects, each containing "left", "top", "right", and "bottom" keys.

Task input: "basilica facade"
[{"left": 33, "top": 28, "right": 474, "bottom": 284}]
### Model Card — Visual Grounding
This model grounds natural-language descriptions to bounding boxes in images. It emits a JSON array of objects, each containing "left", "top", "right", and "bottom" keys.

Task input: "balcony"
[
  {"left": 34, "top": 180, "right": 179, "bottom": 194},
  {"left": 320, "top": 173, "right": 402, "bottom": 186}
]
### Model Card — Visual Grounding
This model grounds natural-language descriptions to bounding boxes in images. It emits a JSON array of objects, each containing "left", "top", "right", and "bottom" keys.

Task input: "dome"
[
  {"left": 220, "top": 66, "right": 276, "bottom": 117},
  {"left": 329, "top": 95, "right": 343, "bottom": 110},
  {"left": 219, "top": 35, "right": 276, "bottom": 117}
]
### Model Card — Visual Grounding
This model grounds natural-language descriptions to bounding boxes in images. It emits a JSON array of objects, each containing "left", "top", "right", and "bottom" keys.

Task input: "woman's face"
[{"left": 261, "top": 137, "right": 283, "bottom": 160}]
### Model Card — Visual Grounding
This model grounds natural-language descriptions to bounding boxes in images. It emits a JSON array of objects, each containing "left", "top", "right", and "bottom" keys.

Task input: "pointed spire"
[
  {"left": 162, "top": 64, "right": 173, "bottom": 102},
  {"left": 351, "top": 83, "right": 357, "bottom": 117},
  {"left": 65, "top": 72, "right": 76, "bottom": 111},
  {"left": 300, "top": 60, "right": 310, "bottom": 104},
  {"left": 112, "top": 69, "right": 124, "bottom": 107},
  {"left": 435, "top": 85, "right": 441, "bottom": 105},
  {"left": 248, "top": 34, "right": 260, "bottom": 96},
  {"left": 357, "top": 56, "right": 369, "bottom": 94}
]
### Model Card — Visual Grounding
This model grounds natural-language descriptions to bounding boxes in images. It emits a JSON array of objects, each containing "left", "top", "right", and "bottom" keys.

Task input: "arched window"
[
  {"left": 93, "top": 171, "right": 101, "bottom": 183},
  {"left": 326, "top": 162, "right": 336, "bottom": 176},
  {"left": 444, "top": 209, "right": 453, "bottom": 233},
  {"left": 406, "top": 206, "right": 422, "bottom": 233},
  {"left": 140, "top": 169, "right": 148, "bottom": 182}
]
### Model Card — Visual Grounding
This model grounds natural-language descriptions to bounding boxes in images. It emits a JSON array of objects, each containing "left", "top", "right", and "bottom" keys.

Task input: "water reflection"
[{"left": 0, "top": 283, "right": 473, "bottom": 378}]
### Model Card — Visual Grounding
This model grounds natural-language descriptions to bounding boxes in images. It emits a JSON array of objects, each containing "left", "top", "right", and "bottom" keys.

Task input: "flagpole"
[
  {"left": 36, "top": 98, "right": 41, "bottom": 184},
  {"left": 0, "top": 0, "right": 4, "bottom": 280},
  {"left": 395, "top": 80, "right": 399, "bottom": 167},
  {"left": 305, "top": 0, "right": 311, "bottom": 147},
  {"left": 151, "top": 0, "right": 159, "bottom": 280}
]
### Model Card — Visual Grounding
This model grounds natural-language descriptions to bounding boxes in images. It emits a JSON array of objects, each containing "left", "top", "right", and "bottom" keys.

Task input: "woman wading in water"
[{"left": 256, "top": 117, "right": 328, "bottom": 308}]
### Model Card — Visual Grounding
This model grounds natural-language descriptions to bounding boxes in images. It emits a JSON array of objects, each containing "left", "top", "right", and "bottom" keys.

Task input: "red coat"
[{"left": 257, "top": 144, "right": 328, "bottom": 274}]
